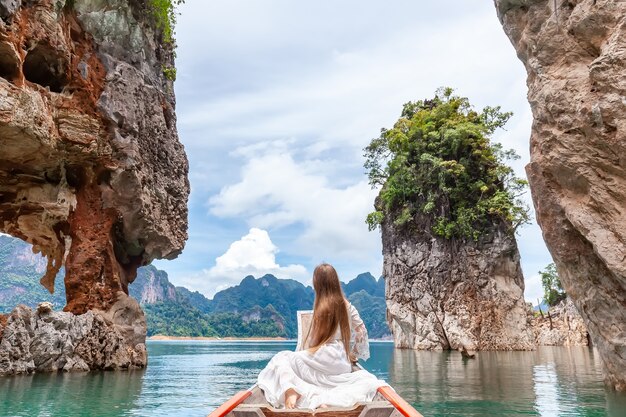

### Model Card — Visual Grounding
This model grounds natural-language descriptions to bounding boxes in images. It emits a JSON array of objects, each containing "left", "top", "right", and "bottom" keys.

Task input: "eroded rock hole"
[
  {"left": 0, "top": 42, "right": 20, "bottom": 82},
  {"left": 64, "top": 165, "right": 84, "bottom": 188},
  {"left": 22, "top": 44, "right": 68, "bottom": 93},
  {"left": 96, "top": 169, "right": 112, "bottom": 186}
]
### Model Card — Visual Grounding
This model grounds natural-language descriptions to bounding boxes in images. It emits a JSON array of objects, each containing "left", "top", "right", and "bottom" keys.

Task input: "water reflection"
[
  {"left": 387, "top": 348, "right": 539, "bottom": 415},
  {"left": 0, "top": 370, "right": 144, "bottom": 417},
  {"left": 533, "top": 363, "right": 560, "bottom": 415},
  {"left": 385, "top": 346, "right": 620, "bottom": 417},
  {"left": 0, "top": 342, "right": 624, "bottom": 417}
]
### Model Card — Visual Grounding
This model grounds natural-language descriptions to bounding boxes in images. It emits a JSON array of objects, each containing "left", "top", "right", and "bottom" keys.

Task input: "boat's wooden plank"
[
  {"left": 371, "top": 393, "right": 385, "bottom": 401},
  {"left": 208, "top": 391, "right": 253, "bottom": 417},
  {"left": 232, "top": 407, "right": 265, "bottom": 417},
  {"left": 357, "top": 402, "right": 395, "bottom": 417},
  {"left": 243, "top": 387, "right": 267, "bottom": 404},
  {"left": 376, "top": 387, "right": 423, "bottom": 417},
  {"left": 259, "top": 404, "right": 365, "bottom": 417}
]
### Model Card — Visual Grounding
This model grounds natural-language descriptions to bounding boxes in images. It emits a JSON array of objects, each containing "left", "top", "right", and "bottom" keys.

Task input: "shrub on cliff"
[
  {"left": 147, "top": 0, "right": 185, "bottom": 80},
  {"left": 364, "top": 88, "right": 529, "bottom": 240},
  {"left": 148, "top": 0, "right": 185, "bottom": 43}
]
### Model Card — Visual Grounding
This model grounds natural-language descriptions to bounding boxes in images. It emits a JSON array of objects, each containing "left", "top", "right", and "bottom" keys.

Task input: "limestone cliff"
[
  {"left": 495, "top": 0, "right": 626, "bottom": 390},
  {"left": 372, "top": 94, "right": 536, "bottom": 351},
  {"left": 384, "top": 219, "right": 534, "bottom": 351},
  {"left": 130, "top": 265, "right": 178, "bottom": 305},
  {"left": 0, "top": 0, "right": 189, "bottom": 373}
]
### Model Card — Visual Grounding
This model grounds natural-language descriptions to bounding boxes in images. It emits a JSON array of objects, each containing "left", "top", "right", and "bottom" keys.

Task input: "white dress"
[{"left": 257, "top": 302, "right": 388, "bottom": 409}]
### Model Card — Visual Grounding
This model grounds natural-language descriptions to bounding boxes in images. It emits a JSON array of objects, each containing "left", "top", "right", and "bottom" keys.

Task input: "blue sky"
[{"left": 152, "top": 0, "right": 554, "bottom": 302}]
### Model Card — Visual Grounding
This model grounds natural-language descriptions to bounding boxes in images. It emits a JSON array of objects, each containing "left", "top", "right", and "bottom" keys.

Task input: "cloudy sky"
[{"left": 152, "top": 0, "right": 554, "bottom": 302}]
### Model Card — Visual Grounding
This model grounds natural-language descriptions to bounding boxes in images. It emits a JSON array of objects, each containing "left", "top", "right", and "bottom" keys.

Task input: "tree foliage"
[
  {"left": 207, "top": 312, "right": 285, "bottom": 338},
  {"left": 364, "top": 88, "right": 530, "bottom": 240},
  {"left": 540, "top": 263, "right": 566, "bottom": 307},
  {"left": 143, "top": 302, "right": 218, "bottom": 337},
  {"left": 143, "top": 302, "right": 287, "bottom": 337}
]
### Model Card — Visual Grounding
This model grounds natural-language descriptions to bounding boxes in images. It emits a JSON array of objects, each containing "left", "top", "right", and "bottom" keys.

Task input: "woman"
[{"left": 257, "top": 263, "right": 387, "bottom": 409}]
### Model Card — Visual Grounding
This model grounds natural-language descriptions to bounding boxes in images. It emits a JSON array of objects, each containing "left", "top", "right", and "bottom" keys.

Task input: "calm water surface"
[{"left": 1, "top": 341, "right": 625, "bottom": 417}]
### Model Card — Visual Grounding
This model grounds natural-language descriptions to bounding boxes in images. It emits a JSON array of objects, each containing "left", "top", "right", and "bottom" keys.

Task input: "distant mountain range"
[
  {"left": 0, "top": 235, "right": 66, "bottom": 310},
  {"left": 0, "top": 235, "right": 390, "bottom": 338}
]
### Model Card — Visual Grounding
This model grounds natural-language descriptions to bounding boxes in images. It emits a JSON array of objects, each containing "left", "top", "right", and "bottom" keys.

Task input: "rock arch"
[{"left": 0, "top": 0, "right": 189, "bottom": 374}]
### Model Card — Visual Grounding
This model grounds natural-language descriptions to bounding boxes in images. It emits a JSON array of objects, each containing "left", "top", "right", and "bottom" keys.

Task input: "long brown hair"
[{"left": 305, "top": 263, "right": 351, "bottom": 359}]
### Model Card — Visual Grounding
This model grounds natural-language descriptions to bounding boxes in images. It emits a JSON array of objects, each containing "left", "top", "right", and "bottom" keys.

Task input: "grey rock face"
[
  {"left": 74, "top": 0, "right": 189, "bottom": 265},
  {"left": 384, "top": 220, "right": 534, "bottom": 351},
  {"left": 494, "top": 0, "right": 626, "bottom": 390},
  {"left": 532, "top": 299, "right": 589, "bottom": 347},
  {"left": 0, "top": 0, "right": 19, "bottom": 20},
  {"left": 0, "top": 297, "right": 146, "bottom": 375}
]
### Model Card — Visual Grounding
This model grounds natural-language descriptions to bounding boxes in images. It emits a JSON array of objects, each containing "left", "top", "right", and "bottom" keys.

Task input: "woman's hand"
[{"left": 349, "top": 352, "right": 358, "bottom": 363}]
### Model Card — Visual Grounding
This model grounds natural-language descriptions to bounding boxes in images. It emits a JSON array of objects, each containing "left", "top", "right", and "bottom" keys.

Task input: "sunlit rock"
[
  {"left": 384, "top": 221, "right": 535, "bottom": 351},
  {"left": 532, "top": 299, "right": 589, "bottom": 347}
]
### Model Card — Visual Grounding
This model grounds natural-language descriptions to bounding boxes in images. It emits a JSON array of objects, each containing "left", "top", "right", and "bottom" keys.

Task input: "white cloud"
[
  {"left": 524, "top": 273, "right": 544, "bottom": 304},
  {"left": 209, "top": 144, "right": 381, "bottom": 265},
  {"left": 177, "top": 228, "right": 307, "bottom": 298}
]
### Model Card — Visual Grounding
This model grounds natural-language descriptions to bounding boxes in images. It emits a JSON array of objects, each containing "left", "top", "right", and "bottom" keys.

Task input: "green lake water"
[{"left": 1, "top": 341, "right": 625, "bottom": 417}]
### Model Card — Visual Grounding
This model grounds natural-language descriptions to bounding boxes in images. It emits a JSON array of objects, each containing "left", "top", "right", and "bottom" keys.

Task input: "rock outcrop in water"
[
  {"left": 384, "top": 220, "right": 535, "bottom": 351},
  {"left": 495, "top": 0, "right": 626, "bottom": 390},
  {"left": 0, "top": 302, "right": 146, "bottom": 375},
  {"left": 0, "top": 0, "right": 189, "bottom": 373},
  {"left": 531, "top": 299, "right": 589, "bottom": 347}
]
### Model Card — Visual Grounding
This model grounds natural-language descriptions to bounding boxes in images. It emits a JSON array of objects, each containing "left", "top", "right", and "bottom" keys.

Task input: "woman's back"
[
  {"left": 331, "top": 301, "right": 370, "bottom": 361},
  {"left": 257, "top": 263, "right": 384, "bottom": 409},
  {"left": 306, "top": 264, "right": 352, "bottom": 358}
]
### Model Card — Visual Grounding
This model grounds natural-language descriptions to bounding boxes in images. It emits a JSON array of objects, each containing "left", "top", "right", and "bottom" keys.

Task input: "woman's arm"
[{"left": 347, "top": 302, "right": 370, "bottom": 361}]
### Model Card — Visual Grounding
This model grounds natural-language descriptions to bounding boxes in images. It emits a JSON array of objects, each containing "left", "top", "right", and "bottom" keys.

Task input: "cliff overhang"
[{"left": 0, "top": 0, "right": 189, "bottom": 374}]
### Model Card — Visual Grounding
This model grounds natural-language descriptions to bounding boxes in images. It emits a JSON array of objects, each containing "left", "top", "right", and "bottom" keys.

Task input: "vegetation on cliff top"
[{"left": 364, "top": 87, "right": 530, "bottom": 240}]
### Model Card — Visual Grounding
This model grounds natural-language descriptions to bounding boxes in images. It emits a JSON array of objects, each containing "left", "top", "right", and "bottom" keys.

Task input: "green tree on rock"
[
  {"left": 364, "top": 88, "right": 529, "bottom": 240},
  {"left": 540, "top": 263, "right": 566, "bottom": 307}
]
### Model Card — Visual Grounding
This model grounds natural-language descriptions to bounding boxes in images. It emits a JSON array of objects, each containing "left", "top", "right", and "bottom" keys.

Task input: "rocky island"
[
  {"left": 0, "top": 0, "right": 188, "bottom": 374},
  {"left": 365, "top": 90, "right": 535, "bottom": 351},
  {"left": 495, "top": 0, "right": 626, "bottom": 391}
]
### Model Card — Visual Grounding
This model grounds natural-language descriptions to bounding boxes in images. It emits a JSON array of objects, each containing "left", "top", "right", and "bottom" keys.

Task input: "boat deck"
[{"left": 223, "top": 387, "right": 407, "bottom": 417}]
